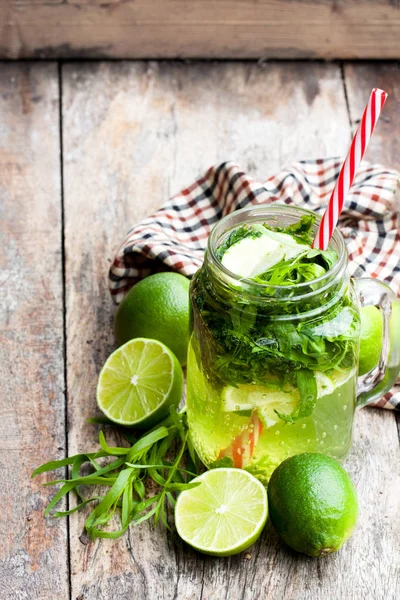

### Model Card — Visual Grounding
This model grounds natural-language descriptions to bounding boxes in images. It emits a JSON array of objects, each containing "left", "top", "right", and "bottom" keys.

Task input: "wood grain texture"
[
  {"left": 344, "top": 63, "right": 400, "bottom": 170},
  {"left": 1, "top": 0, "right": 400, "bottom": 59},
  {"left": 0, "top": 63, "right": 69, "bottom": 599},
  {"left": 1, "top": 58, "right": 399, "bottom": 600},
  {"left": 62, "top": 60, "right": 399, "bottom": 600}
]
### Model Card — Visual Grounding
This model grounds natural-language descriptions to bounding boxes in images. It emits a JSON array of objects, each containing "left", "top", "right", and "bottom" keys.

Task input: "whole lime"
[
  {"left": 114, "top": 272, "right": 190, "bottom": 365},
  {"left": 359, "top": 306, "right": 383, "bottom": 376},
  {"left": 267, "top": 453, "right": 358, "bottom": 557}
]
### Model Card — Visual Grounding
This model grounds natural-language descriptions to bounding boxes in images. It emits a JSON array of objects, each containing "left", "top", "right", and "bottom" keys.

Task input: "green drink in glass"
[{"left": 186, "top": 206, "right": 400, "bottom": 482}]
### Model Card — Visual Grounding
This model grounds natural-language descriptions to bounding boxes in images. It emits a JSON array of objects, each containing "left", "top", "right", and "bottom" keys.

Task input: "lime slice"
[
  {"left": 314, "top": 372, "right": 335, "bottom": 396},
  {"left": 222, "top": 385, "right": 298, "bottom": 428},
  {"left": 221, "top": 232, "right": 308, "bottom": 280},
  {"left": 97, "top": 338, "right": 183, "bottom": 428},
  {"left": 175, "top": 468, "right": 268, "bottom": 556},
  {"left": 221, "top": 372, "right": 349, "bottom": 429}
]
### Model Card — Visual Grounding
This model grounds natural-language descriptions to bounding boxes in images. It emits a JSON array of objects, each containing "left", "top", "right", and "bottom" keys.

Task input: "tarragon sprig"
[{"left": 32, "top": 406, "right": 201, "bottom": 539}]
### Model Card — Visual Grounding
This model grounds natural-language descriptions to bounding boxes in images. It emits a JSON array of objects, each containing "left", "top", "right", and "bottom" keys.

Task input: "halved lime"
[
  {"left": 97, "top": 338, "right": 183, "bottom": 428},
  {"left": 175, "top": 468, "right": 268, "bottom": 556}
]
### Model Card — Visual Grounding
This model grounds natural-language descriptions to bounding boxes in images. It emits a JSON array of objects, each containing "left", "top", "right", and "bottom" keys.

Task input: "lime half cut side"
[
  {"left": 97, "top": 338, "right": 183, "bottom": 428},
  {"left": 175, "top": 468, "right": 268, "bottom": 556}
]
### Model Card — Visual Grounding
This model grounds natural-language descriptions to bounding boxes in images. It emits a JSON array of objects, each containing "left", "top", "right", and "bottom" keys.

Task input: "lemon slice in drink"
[
  {"left": 97, "top": 338, "right": 183, "bottom": 428},
  {"left": 175, "top": 468, "right": 268, "bottom": 556}
]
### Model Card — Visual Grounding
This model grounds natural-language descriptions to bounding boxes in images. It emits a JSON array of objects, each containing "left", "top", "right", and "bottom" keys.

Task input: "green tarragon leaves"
[
  {"left": 195, "top": 214, "right": 359, "bottom": 423},
  {"left": 275, "top": 369, "right": 318, "bottom": 424},
  {"left": 32, "top": 407, "right": 201, "bottom": 539}
]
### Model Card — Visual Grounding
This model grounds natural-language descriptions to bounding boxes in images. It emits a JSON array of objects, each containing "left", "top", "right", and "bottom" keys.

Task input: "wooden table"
[
  {"left": 1, "top": 1, "right": 400, "bottom": 60},
  {"left": 0, "top": 60, "right": 399, "bottom": 600}
]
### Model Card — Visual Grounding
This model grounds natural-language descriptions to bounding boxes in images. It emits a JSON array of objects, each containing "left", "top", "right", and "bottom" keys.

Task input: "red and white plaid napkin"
[{"left": 109, "top": 158, "right": 400, "bottom": 409}]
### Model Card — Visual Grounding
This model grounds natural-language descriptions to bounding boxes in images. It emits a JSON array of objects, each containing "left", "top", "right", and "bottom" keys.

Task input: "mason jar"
[{"left": 186, "top": 205, "right": 400, "bottom": 482}]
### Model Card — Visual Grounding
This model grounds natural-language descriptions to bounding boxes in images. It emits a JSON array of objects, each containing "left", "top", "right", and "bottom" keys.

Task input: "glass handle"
[{"left": 354, "top": 278, "right": 400, "bottom": 408}]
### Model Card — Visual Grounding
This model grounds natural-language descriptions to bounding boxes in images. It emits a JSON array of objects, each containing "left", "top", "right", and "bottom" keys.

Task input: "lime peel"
[
  {"left": 359, "top": 305, "right": 383, "bottom": 376},
  {"left": 114, "top": 272, "right": 190, "bottom": 365},
  {"left": 268, "top": 453, "right": 358, "bottom": 557}
]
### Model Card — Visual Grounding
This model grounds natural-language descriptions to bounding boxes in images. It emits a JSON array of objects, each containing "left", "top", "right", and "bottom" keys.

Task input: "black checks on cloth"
[{"left": 109, "top": 158, "right": 400, "bottom": 409}]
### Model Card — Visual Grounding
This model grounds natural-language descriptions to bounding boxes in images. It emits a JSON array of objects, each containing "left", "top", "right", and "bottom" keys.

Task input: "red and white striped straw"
[{"left": 313, "top": 88, "right": 388, "bottom": 250}]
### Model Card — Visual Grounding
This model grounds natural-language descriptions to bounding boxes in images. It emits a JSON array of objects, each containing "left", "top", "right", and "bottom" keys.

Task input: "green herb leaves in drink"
[
  {"left": 218, "top": 216, "right": 338, "bottom": 286},
  {"left": 275, "top": 369, "right": 317, "bottom": 424},
  {"left": 192, "top": 214, "right": 359, "bottom": 423},
  {"left": 32, "top": 407, "right": 201, "bottom": 539},
  {"left": 262, "top": 214, "right": 315, "bottom": 245}
]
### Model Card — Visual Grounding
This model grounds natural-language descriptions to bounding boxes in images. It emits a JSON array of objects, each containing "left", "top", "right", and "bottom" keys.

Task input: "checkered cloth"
[{"left": 109, "top": 158, "right": 400, "bottom": 409}]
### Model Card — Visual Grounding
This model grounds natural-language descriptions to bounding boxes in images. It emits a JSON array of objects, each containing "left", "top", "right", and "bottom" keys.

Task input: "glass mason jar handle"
[{"left": 354, "top": 278, "right": 400, "bottom": 408}]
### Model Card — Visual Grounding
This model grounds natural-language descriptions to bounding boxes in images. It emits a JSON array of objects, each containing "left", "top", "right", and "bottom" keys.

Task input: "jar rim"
[{"left": 207, "top": 204, "right": 348, "bottom": 300}]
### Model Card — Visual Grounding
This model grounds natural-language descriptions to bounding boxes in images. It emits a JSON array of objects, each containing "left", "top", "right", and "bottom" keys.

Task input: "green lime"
[
  {"left": 268, "top": 453, "right": 358, "bottom": 557},
  {"left": 392, "top": 302, "right": 400, "bottom": 377},
  {"left": 359, "top": 306, "right": 383, "bottom": 376},
  {"left": 175, "top": 468, "right": 268, "bottom": 556},
  {"left": 115, "top": 272, "right": 190, "bottom": 365},
  {"left": 97, "top": 338, "right": 183, "bottom": 428}
]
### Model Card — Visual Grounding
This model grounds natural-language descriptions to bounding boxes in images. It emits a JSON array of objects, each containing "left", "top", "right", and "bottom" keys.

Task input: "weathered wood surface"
[
  {"left": 344, "top": 63, "right": 400, "bottom": 169},
  {"left": 0, "top": 63, "right": 69, "bottom": 599},
  {"left": 1, "top": 60, "right": 399, "bottom": 600},
  {"left": 1, "top": 1, "right": 400, "bottom": 60},
  {"left": 61, "top": 61, "right": 400, "bottom": 600}
]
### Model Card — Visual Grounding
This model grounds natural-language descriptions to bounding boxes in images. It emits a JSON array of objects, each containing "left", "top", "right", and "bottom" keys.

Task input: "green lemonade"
[{"left": 187, "top": 210, "right": 360, "bottom": 482}]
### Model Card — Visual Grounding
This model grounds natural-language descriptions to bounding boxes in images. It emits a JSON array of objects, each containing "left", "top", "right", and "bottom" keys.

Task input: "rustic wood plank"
[
  {"left": 1, "top": 0, "right": 400, "bottom": 59},
  {"left": 60, "top": 60, "right": 400, "bottom": 600},
  {"left": 343, "top": 63, "right": 400, "bottom": 169},
  {"left": 0, "top": 63, "right": 69, "bottom": 599}
]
